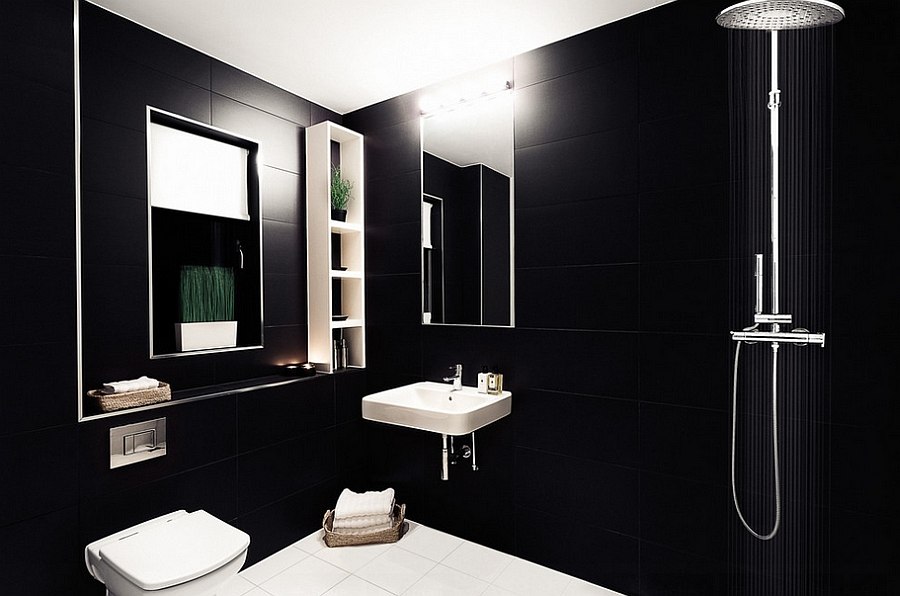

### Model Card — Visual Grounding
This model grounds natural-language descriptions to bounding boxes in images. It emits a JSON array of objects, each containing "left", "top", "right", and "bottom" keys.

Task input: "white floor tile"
[
  {"left": 243, "top": 589, "right": 275, "bottom": 596},
  {"left": 241, "top": 546, "right": 309, "bottom": 585},
  {"left": 218, "top": 574, "right": 257, "bottom": 596},
  {"left": 405, "top": 563, "right": 490, "bottom": 595},
  {"left": 322, "top": 574, "right": 394, "bottom": 595},
  {"left": 562, "top": 578, "right": 625, "bottom": 595},
  {"left": 396, "top": 522, "right": 465, "bottom": 562},
  {"left": 314, "top": 541, "right": 393, "bottom": 573},
  {"left": 441, "top": 541, "right": 513, "bottom": 584},
  {"left": 492, "top": 558, "right": 572, "bottom": 596},
  {"left": 292, "top": 530, "right": 327, "bottom": 554},
  {"left": 259, "top": 556, "right": 349, "bottom": 596},
  {"left": 355, "top": 545, "right": 437, "bottom": 594},
  {"left": 481, "top": 586, "right": 517, "bottom": 596}
]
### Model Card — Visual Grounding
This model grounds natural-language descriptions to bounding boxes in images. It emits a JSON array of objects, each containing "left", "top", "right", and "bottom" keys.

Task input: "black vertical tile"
[
  {"left": 0, "top": 73, "right": 74, "bottom": 176},
  {"left": 640, "top": 260, "right": 729, "bottom": 333},
  {"left": 640, "top": 184, "right": 729, "bottom": 262},
  {"left": 638, "top": 109, "right": 728, "bottom": 193},
  {"left": 365, "top": 274, "right": 421, "bottom": 326},
  {"left": 261, "top": 166, "right": 302, "bottom": 224},
  {"left": 516, "top": 194, "right": 639, "bottom": 268},
  {"left": 830, "top": 509, "right": 899, "bottom": 596},
  {"left": 640, "top": 471, "right": 728, "bottom": 560},
  {"left": 0, "top": 256, "right": 76, "bottom": 345},
  {"left": 640, "top": 402, "right": 729, "bottom": 484},
  {"left": 80, "top": 49, "right": 211, "bottom": 131},
  {"left": 211, "top": 60, "right": 311, "bottom": 126},
  {"left": 80, "top": 118, "right": 147, "bottom": 198},
  {"left": 264, "top": 273, "right": 305, "bottom": 326},
  {"left": 366, "top": 222, "right": 420, "bottom": 275},
  {"left": 513, "top": 389, "right": 639, "bottom": 467},
  {"left": 565, "top": 522, "right": 640, "bottom": 595},
  {"left": 515, "top": 58, "right": 638, "bottom": 148},
  {"left": 639, "top": 333, "right": 730, "bottom": 411},
  {"left": 0, "top": 507, "right": 81, "bottom": 596},
  {"left": 830, "top": 425, "right": 896, "bottom": 517},
  {"left": 80, "top": 192, "right": 147, "bottom": 267},
  {"left": 514, "top": 329, "right": 639, "bottom": 399},
  {"left": 516, "top": 264, "right": 639, "bottom": 331},
  {"left": 233, "top": 479, "right": 339, "bottom": 567},
  {"left": 1, "top": 0, "right": 73, "bottom": 92},
  {"left": 80, "top": 2, "right": 211, "bottom": 89},
  {"left": 262, "top": 220, "right": 303, "bottom": 275},
  {"left": 366, "top": 170, "right": 422, "bottom": 227},
  {"left": 211, "top": 95, "right": 303, "bottom": 174},
  {"left": 237, "top": 377, "right": 334, "bottom": 453},
  {"left": 641, "top": 542, "right": 726, "bottom": 596},
  {"left": 334, "top": 368, "right": 367, "bottom": 424},
  {"left": 237, "top": 429, "right": 336, "bottom": 514},
  {"left": 515, "top": 127, "right": 638, "bottom": 208},
  {"left": 514, "top": 17, "right": 639, "bottom": 87},
  {"left": 0, "top": 426, "right": 78, "bottom": 526},
  {"left": 362, "top": 119, "right": 421, "bottom": 180},
  {"left": 0, "top": 342, "right": 76, "bottom": 434},
  {"left": 0, "top": 166, "right": 75, "bottom": 259}
]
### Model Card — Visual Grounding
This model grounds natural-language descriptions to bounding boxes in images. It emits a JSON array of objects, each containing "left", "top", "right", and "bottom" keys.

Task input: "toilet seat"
[{"left": 85, "top": 510, "right": 250, "bottom": 595}]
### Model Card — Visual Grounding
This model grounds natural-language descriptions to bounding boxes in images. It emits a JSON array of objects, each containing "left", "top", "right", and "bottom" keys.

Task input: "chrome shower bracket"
[{"left": 754, "top": 313, "right": 793, "bottom": 325}]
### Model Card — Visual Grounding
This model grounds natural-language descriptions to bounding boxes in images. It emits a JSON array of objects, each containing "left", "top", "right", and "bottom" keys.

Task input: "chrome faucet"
[{"left": 443, "top": 364, "right": 463, "bottom": 391}]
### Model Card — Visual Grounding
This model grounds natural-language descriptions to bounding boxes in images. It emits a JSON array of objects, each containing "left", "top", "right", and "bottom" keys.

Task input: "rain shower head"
[{"left": 716, "top": 0, "right": 844, "bottom": 30}]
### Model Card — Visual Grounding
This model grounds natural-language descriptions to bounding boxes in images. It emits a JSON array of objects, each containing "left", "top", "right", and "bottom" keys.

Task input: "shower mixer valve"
[{"left": 731, "top": 253, "right": 825, "bottom": 347}]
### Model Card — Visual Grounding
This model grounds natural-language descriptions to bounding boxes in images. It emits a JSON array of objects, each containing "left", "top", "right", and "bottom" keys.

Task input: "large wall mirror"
[{"left": 420, "top": 73, "right": 514, "bottom": 327}]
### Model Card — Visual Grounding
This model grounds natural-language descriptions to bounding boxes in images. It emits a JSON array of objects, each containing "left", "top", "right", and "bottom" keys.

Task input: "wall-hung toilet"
[{"left": 85, "top": 510, "right": 250, "bottom": 596}]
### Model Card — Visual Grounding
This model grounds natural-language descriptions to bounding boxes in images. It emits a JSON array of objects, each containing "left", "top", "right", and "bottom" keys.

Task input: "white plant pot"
[{"left": 175, "top": 321, "right": 237, "bottom": 351}]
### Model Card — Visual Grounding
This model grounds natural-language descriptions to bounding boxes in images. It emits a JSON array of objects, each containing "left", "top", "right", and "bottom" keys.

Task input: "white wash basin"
[{"left": 362, "top": 381, "right": 512, "bottom": 435}]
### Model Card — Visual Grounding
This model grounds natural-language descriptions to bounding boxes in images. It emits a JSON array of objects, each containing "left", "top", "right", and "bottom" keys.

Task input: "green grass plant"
[{"left": 179, "top": 265, "right": 235, "bottom": 322}]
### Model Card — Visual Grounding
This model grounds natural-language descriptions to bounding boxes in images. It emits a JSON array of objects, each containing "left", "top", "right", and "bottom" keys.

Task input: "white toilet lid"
[{"left": 98, "top": 510, "right": 250, "bottom": 591}]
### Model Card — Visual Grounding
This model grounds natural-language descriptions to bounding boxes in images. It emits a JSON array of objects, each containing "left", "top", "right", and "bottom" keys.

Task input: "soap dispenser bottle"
[{"left": 477, "top": 366, "right": 489, "bottom": 393}]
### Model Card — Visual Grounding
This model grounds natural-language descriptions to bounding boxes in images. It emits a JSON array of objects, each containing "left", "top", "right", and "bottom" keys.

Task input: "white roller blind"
[{"left": 149, "top": 122, "right": 250, "bottom": 220}]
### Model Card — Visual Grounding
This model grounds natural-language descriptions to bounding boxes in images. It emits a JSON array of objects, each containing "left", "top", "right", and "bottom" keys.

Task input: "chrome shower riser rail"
[{"left": 731, "top": 330, "right": 825, "bottom": 345}]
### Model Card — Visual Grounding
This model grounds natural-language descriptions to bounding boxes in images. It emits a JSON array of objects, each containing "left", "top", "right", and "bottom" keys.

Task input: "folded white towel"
[
  {"left": 101, "top": 376, "right": 159, "bottom": 394},
  {"left": 332, "top": 521, "right": 393, "bottom": 536},
  {"left": 334, "top": 488, "right": 395, "bottom": 520},
  {"left": 332, "top": 513, "right": 392, "bottom": 530}
]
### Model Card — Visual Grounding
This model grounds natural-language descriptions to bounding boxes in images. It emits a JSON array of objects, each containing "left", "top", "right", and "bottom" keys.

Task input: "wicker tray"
[
  {"left": 87, "top": 382, "right": 172, "bottom": 413},
  {"left": 322, "top": 503, "right": 407, "bottom": 548}
]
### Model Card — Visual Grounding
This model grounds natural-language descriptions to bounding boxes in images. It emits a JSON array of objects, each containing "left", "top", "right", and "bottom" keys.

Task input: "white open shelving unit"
[{"left": 305, "top": 121, "right": 365, "bottom": 373}]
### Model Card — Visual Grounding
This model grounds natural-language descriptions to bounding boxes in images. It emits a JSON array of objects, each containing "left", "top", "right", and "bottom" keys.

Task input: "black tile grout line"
[
  {"left": 209, "top": 90, "right": 311, "bottom": 128},
  {"left": 513, "top": 502, "right": 642, "bottom": 543},
  {"left": 231, "top": 474, "right": 340, "bottom": 522}
]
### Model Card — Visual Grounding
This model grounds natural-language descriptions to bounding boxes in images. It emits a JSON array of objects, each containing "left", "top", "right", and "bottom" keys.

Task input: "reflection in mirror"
[{"left": 421, "top": 84, "right": 514, "bottom": 326}]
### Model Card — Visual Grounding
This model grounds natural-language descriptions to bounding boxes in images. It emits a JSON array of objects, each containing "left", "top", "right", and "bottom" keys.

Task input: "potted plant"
[
  {"left": 174, "top": 265, "right": 237, "bottom": 351},
  {"left": 330, "top": 165, "right": 353, "bottom": 221}
]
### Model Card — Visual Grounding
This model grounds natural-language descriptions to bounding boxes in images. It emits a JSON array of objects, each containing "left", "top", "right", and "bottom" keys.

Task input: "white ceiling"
[{"left": 88, "top": 0, "right": 673, "bottom": 115}]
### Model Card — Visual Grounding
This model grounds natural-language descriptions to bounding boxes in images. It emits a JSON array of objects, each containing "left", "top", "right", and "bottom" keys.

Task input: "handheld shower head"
[{"left": 716, "top": 0, "right": 844, "bottom": 30}]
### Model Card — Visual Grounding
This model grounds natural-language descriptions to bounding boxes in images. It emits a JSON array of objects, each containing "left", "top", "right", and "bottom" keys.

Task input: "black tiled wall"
[
  {"left": 346, "top": 0, "right": 898, "bottom": 594},
  {"left": 1, "top": 2, "right": 365, "bottom": 594}
]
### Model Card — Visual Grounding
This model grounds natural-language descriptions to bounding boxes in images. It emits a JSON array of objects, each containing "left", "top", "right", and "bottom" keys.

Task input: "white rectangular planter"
[{"left": 175, "top": 321, "right": 237, "bottom": 352}]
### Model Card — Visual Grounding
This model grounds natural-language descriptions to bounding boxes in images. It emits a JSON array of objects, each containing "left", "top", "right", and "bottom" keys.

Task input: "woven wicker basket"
[
  {"left": 87, "top": 382, "right": 172, "bottom": 413},
  {"left": 322, "top": 503, "right": 407, "bottom": 548}
]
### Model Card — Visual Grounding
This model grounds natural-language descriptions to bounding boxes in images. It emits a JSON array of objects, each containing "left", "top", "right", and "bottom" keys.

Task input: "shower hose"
[{"left": 731, "top": 323, "right": 781, "bottom": 540}]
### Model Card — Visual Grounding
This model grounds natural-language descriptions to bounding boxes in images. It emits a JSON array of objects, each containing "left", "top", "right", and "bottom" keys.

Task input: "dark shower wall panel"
[
  {"left": 0, "top": 15, "right": 79, "bottom": 596},
  {"left": 830, "top": 1, "right": 899, "bottom": 593}
]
